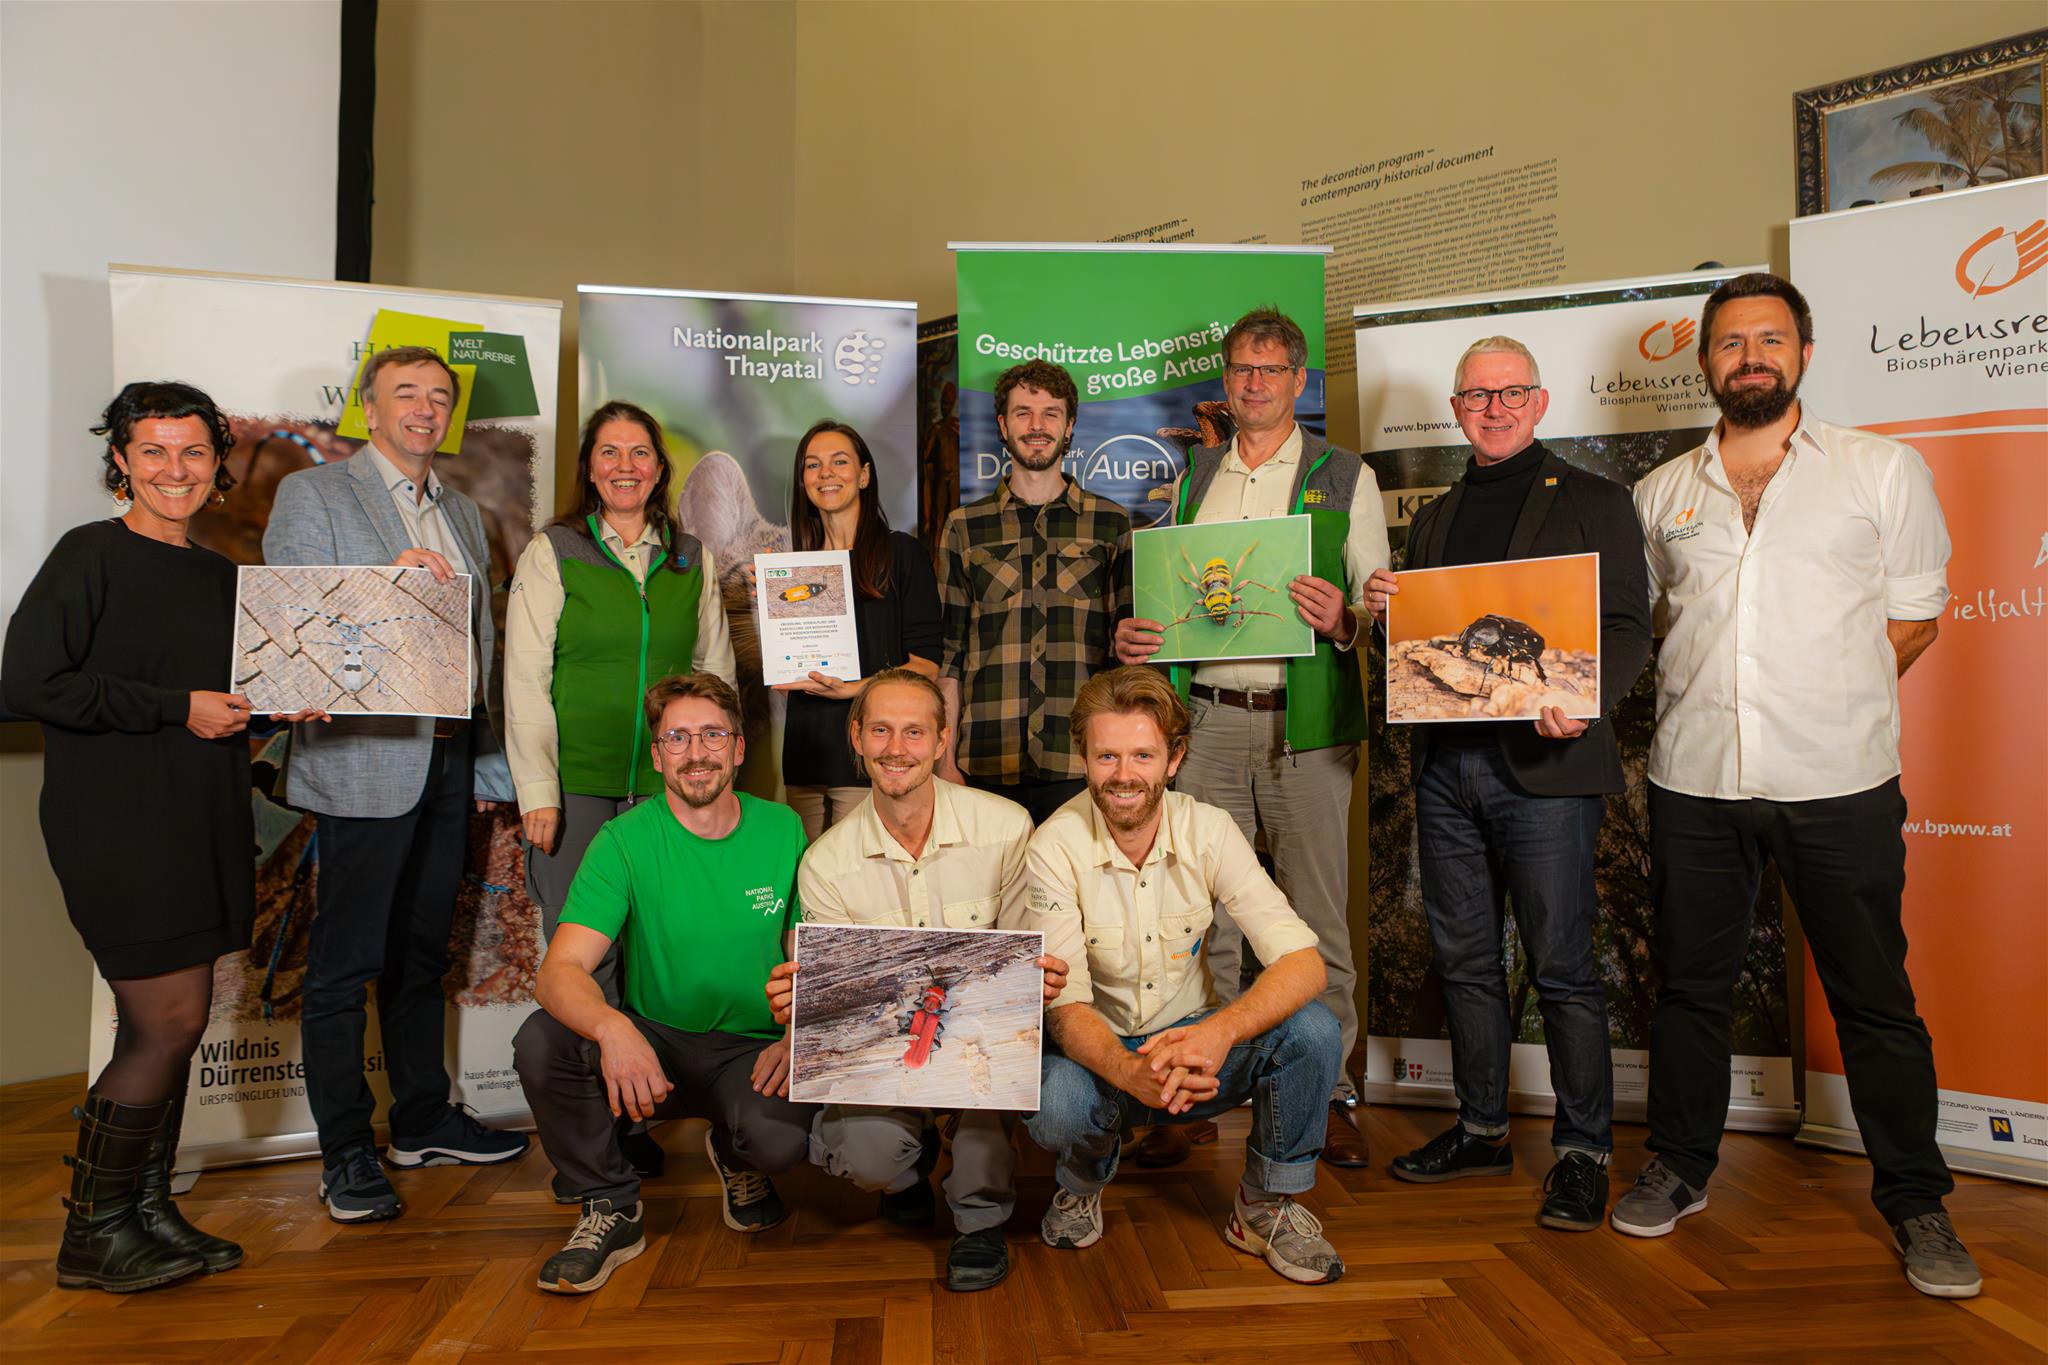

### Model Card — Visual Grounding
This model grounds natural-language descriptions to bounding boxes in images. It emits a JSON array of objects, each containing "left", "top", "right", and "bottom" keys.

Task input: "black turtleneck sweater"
[{"left": 1436, "top": 440, "right": 1545, "bottom": 748}]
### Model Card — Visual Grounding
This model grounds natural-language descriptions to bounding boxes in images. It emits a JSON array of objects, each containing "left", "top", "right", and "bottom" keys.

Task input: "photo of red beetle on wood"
[{"left": 788, "top": 925, "right": 1043, "bottom": 1110}]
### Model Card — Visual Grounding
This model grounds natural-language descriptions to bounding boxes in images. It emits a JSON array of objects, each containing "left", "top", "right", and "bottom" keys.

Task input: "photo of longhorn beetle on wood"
[
  {"left": 231, "top": 564, "right": 473, "bottom": 717},
  {"left": 787, "top": 924, "right": 1044, "bottom": 1111}
]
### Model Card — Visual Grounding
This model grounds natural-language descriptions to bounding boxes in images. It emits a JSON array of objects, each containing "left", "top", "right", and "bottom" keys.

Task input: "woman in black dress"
[
  {"left": 773, "top": 421, "right": 942, "bottom": 836},
  {"left": 3, "top": 383, "right": 319, "bottom": 1293}
]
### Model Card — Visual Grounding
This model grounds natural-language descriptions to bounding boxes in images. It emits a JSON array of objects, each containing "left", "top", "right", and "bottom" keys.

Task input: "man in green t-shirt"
[{"left": 513, "top": 673, "right": 811, "bottom": 1295}]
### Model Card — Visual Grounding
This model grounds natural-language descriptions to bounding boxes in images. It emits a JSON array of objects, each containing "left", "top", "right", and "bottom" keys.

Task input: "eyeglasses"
[
  {"left": 1225, "top": 363, "right": 1298, "bottom": 382},
  {"left": 1453, "top": 386, "right": 1537, "bottom": 411},
  {"left": 656, "top": 727, "right": 732, "bottom": 753}
]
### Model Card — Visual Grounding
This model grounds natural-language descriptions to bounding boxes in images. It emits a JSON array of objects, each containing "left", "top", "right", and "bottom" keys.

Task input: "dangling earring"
[
  {"left": 212, "top": 487, "right": 228, "bottom": 507},
  {"left": 113, "top": 475, "right": 131, "bottom": 504}
]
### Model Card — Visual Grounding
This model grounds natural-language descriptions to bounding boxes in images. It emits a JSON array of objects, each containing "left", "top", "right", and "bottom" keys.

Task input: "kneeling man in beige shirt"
[{"left": 765, "top": 668, "right": 1066, "bottom": 1294}]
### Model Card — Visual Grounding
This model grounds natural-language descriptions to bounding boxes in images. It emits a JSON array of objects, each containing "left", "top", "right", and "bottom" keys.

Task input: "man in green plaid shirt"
[{"left": 937, "top": 360, "right": 1130, "bottom": 824}]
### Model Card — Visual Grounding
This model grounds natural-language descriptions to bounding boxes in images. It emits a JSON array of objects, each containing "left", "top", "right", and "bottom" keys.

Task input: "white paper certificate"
[{"left": 754, "top": 550, "right": 863, "bottom": 686}]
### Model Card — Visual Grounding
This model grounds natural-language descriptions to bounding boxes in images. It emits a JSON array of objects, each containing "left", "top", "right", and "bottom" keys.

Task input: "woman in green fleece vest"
[{"left": 504, "top": 401, "right": 737, "bottom": 1002}]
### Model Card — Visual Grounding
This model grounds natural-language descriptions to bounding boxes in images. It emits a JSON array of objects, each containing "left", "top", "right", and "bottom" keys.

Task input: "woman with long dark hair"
[
  {"left": 776, "top": 420, "right": 941, "bottom": 836},
  {"left": 3, "top": 382, "right": 323, "bottom": 1292},
  {"left": 504, "top": 401, "right": 734, "bottom": 1004}
]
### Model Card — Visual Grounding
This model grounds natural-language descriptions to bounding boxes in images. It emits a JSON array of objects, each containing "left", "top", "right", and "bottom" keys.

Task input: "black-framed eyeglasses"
[
  {"left": 1226, "top": 363, "right": 1298, "bottom": 382},
  {"left": 1453, "top": 386, "right": 1537, "bottom": 411},
  {"left": 656, "top": 727, "right": 732, "bottom": 753}
]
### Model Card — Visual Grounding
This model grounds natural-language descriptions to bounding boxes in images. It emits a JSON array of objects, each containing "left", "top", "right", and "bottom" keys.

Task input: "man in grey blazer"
[{"left": 265, "top": 345, "right": 527, "bottom": 1223}]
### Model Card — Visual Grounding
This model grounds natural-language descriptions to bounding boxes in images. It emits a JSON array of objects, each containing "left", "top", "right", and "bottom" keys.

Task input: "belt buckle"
[{"left": 1243, "top": 687, "right": 1280, "bottom": 711}]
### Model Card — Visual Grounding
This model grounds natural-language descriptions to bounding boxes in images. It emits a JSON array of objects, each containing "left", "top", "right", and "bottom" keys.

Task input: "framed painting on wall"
[{"left": 1794, "top": 31, "right": 2046, "bottom": 216}]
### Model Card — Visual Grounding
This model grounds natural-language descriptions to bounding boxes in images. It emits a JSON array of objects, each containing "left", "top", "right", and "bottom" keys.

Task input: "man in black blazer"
[{"left": 1364, "top": 337, "right": 1650, "bottom": 1233}]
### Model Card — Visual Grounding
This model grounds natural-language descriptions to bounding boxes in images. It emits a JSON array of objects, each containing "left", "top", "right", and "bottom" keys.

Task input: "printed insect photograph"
[
  {"left": 760, "top": 558, "right": 851, "bottom": 622},
  {"left": 788, "top": 923, "right": 1044, "bottom": 1111},
  {"left": 1132, "top": 512, "right": 1316, "bottom": 663},
  {"left": 1384, "top": 552, "right": 1602, "bottom": 724},
  {"left": 232, "top": 564, "right": 473, "bottom": 718}
]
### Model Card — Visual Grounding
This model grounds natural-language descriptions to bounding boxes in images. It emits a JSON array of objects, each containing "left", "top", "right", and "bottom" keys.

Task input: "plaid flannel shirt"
[{"left": 940, "top": 478, "right": 1130, "bottom": 782}]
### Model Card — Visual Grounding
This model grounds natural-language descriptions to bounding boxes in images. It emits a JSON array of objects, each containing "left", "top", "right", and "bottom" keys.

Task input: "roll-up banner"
[
  {"left": 1354, "top": 268, "right": 1800, "bottom": 1132},
  {"left": 574, "top": 286, "right": 919, "bottom": 794},
  {"left": 1791, "top": 178, "right": 2048, "bottom": 1185},
  {"left": 104, "top": 265, "right": 562, "bottom": 1168},
  {"left": 950, "top": 244, "right": 1329, "bottom": 524}
]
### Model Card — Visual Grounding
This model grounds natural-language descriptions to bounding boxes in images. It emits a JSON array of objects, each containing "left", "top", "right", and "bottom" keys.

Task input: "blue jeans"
[
  {"left": 1416, "top": 744, "right": 1611, "bottom": 1155},
  {"left": 1026, "top": 1002, "right": 1339, "bottom": 1197}
]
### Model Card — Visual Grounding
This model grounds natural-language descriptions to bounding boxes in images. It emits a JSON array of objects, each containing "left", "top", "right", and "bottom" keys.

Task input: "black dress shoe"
[
  {"left": 1537, "top": 1152, "right": 1608, "bottom": 1231},
  {"left": 945, "top": 1227, "right": 1010, "bottom": 1292},
  {"left": 1388, "top": 1124, "right": 1513, "bottom": 1183},
  {"left": 1320, "top": 1102, "right": 1370, "bottom": 1168}
]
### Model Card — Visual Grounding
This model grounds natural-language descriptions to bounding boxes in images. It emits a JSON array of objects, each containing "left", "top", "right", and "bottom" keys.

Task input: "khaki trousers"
[{"left": 1173, "top": 696, "right": 1360, "bottom": 1100}]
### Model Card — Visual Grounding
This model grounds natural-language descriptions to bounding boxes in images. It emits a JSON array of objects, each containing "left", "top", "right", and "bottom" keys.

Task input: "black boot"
[
  {"left": 56, "top": 1094, "right": 206, "bottom": 1292},
  {"left": 136, "top": 1096, "right": 243, "bottom": 1273}
]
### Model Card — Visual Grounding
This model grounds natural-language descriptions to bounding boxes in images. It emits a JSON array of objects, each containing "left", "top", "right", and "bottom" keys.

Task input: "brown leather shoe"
[
  {"left": 1320, "top": 1102, "right": 1370, "bottom": 1168},
  {"left": 1131, "top": 1120, "right": 1218, "bottom": 1169}
]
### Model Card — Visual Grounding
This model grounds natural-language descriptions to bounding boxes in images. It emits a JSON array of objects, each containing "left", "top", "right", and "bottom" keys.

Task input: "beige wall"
[
  {"left": 787, "top": 0, "right": 2044, "bottom": 442},
  {"left": 371, "top": 0, "right": 2040, "bottom": 501},
  {"left": 373, "top": 0, "right": 799, "bottom": 500}
]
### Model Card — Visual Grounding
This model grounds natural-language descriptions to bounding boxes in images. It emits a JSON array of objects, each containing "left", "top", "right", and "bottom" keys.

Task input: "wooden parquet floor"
[{"left": 2, "top": 1072, "right": 2043, "bottom": 1364}]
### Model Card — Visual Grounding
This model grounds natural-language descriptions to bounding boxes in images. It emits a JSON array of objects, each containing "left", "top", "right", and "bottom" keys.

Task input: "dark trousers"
[
  {"left": 1416, "top": 744, "right": 1612, "bottom": 1154},
  {"left": 1647, "top": 778, "right": 1952, "bottom": 1223},
  {"left": 524, "top": 792, "right": 634, "bottom": 1006},
  {"left": 303, "top": 731, "right": 473, "bottom": 1160},
  {"left": 966, "top": 772, "right": 1086, "bottom": 825},
  {"left": 513, "top": 1009, "right": 815, "bottom": 1208}
]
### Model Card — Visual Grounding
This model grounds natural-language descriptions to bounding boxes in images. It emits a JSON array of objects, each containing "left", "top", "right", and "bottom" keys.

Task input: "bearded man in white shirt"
[{"left": 1620, "top": 272, "right": 1977, "bottom": 1301}]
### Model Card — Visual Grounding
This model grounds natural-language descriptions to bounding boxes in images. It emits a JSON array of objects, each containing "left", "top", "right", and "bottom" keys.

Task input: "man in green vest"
[{"left": 1115, "top": 307, "right": 1389, "bottom": 1169}]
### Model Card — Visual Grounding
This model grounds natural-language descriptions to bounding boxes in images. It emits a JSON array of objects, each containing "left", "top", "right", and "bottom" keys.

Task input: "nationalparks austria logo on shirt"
[
  {"left": 746, "top": 885, "right": 787, "bottom": 918},
  {"left": 1663, "top": 505, "right": 1703, "bottom": 544}
]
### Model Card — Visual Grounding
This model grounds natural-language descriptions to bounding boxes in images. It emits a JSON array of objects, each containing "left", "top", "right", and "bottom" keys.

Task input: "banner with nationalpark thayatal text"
[
  {"left": 575, "top": 286, "right": 918, "bottom": 798},
  {"left": 1353, "top": 268, "right": 1799, "bottom": 1132},
  {"left": 1791, "top": 179, "right": 2047, "bottom": 1184}
]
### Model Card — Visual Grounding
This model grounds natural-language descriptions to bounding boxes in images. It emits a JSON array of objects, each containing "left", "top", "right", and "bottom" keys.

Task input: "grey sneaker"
[
  {"left": 1040, "top": 1187, "right": 1103, "bottom": 1249},
  {"left": 1225, "top": 1191, "right": 1344, "bottom": 1285},
  {"left": 1610, "top": 1158, "right": 1707, "bottom": 1237},
  {"left": 1893, "top": 1211, "right": 1982, "bottom": 1299},
  {"left": 538, "top": 1198, "right": 644, "bottom": 1294}
]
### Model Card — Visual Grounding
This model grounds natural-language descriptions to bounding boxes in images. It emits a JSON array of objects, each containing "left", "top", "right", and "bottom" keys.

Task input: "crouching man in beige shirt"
[
  {"left": 763, "top": 668, "right": 1067, "bottom": 1294},
  {"left": 1022, "top": 666, "right": 1346, "bottom": 1285}
]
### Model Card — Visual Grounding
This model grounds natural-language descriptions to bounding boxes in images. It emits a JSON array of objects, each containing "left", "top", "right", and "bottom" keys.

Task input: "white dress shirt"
[
  {"left": 1633, "top": 410, "right": 1951, "bottom": 802},
  {"left": 364, "top": 443, "right": 481, "bottom": 700}
]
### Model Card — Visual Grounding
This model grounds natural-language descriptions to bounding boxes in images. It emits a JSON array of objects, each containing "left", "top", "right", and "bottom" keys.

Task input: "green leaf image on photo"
[{"left": 1134, "top": 514, "right": 1314, "bottom": 663}]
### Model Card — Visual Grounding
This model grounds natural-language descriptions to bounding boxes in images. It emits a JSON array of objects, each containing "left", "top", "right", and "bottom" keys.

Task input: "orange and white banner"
[{"left": 1791, "top": 177, "right": 2048, "bottom": 1183}]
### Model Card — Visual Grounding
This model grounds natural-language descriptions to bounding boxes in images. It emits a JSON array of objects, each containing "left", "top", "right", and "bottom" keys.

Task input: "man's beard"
[
  {"left": 1711, "top": 364, "right": 1802, "bottom": 429},
  {"left": 1091, "top": 776, "right": 1166, "bottom": 832},
  {"left": 667, "top": 762, "right": 734, "bottom": 809},
  {"left": 1007, "top": 433, "right": 1069, "bottom": 472}
]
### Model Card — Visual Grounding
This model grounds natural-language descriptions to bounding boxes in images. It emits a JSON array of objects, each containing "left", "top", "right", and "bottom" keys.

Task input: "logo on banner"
[
  {"left": 1955, "top": 220, "right": 2048, "bottom": 298},
  {"left": 834, "top": 329, "right": 888, "bottom": 386},
  {"left": 1990, "top": 1115, "right": 2015, "bottom": 1142},
  {"left": 1638, "top": 318, "right": 1697, "bottom": 362},
  {"left": 1390, "top": 1056, "right": 1424, "bottom": 1081},
  {"left": 1663, "top": 505, "right": 1702, "bottom": 544}
]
